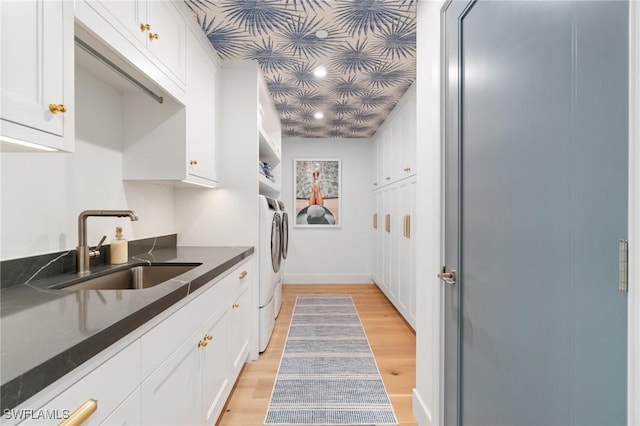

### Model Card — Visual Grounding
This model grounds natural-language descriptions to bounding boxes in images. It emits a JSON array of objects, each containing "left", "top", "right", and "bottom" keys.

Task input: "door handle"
[{"left": 437, "top": 267, "right": 456, "bottom": 286}]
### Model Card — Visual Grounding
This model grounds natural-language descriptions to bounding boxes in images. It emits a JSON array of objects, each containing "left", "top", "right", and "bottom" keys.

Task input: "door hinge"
[{"left": 619, "top": 239, "right": 628, "bottom": 293}]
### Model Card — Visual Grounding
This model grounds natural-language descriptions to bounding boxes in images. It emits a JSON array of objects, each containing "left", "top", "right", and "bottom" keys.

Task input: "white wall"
[
  {"left": 281, "top": 138, "right": 373, "bottom": 284},
  {"left": 413, "top": 1, "right": 444, "bottom": 425},
  {"left": 0, "top": 66, "right": 176, "bottom": 261}
]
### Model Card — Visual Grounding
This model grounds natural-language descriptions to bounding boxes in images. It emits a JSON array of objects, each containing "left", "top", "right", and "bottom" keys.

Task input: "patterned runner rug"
[{"left": 264, "top": 295, "right": 398, "bottom": 425}]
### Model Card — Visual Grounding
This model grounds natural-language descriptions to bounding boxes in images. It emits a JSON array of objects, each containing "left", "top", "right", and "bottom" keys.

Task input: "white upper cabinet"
[
  {"left": 144, "top": 1, "right": 187, "bottom": 87},
  {"left": 185, "top": 30, "right": 219, "bottom": 184},
  {"left": 75, "top": 0, "right": 187, "bottom": 102},
  {"left": 372, "top": 83, "right": 417, "bottom": 188},
  {"left": 0, "top": 0, "right": 74, "bottom": 152}
]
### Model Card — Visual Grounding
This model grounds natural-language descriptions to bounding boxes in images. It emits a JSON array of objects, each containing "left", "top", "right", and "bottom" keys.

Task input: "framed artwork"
[{"left": 294, "top": 159, "right": 341, "bottom": 227}]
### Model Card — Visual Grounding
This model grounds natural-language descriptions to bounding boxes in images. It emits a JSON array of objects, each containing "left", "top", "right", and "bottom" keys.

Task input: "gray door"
[{"left": 442, "top": 1, "right": 629, "bottom": 425}]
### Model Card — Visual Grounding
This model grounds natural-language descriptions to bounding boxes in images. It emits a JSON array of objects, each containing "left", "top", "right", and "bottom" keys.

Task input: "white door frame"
[{"left": 414, "top": 1, "right": 639, "bottom": 424}]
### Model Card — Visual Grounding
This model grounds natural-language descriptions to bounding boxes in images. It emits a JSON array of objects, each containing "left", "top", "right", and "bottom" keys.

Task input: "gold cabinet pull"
[
  {"left": 385, "top": 176, "right": 391, "bottom": 181},
  {"left": 140, "top": 23, "right": 151, "bottom": 32},
  {"left": 149, "top": 33, "right": 159, "bottom": 41},
  {"left": 189, "top": 160, "right": 198, "bottom": 165},
  {"left": 58, "top": 399, "right": 97, "bottom": 426},
  {"left": 373, "top": 213, "right": 378, "bottom": 230},
  {"left": 239, "top": 271, "right": 247, "bottom": 280},
  {"left": 403, "top": 214, "right": 411, "bottom": 238},
  {"left": 198, "top": 340, "right": 208, "bottom": 348},
  {"left": 373, "top": 182, "right": 378, "bottom": 186},
  {"left": 403, "top": 167, "right": 412, "bottom": 172},
  {"left": 205, "top": 334, "right": 213, "bottom": 341},
  {"left": 49, "top": 103, "right": 67, "bottom": 114},
  {"left": 384, "top": 214, "right": 390, "bottom": 233}
]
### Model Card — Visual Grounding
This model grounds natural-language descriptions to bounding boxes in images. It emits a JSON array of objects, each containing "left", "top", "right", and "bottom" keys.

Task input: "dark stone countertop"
[{"left": 0, "top": 246, "right": 254, "bottom": 411}]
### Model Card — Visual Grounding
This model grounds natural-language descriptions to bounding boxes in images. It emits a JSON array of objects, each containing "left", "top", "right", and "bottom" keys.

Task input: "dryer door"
[
  {"left": 281, "top": 212, "right": 289, "bottom": 260},
  {"left": 271, "top": 214, "right": 282, "bottom": 273}
]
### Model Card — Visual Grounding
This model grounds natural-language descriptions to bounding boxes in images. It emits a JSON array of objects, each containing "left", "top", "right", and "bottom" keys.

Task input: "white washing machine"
[
  {"left": 274, "top": 200, "right": 289, "bottom": 319},
  {"left": 258, "top": 195, "right": 282, "bottom": 352}
]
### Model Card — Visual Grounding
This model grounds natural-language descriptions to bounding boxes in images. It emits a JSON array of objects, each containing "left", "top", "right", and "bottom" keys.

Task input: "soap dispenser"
[{"left": 110, "top": 226, "right": 128, "bottom": 265}]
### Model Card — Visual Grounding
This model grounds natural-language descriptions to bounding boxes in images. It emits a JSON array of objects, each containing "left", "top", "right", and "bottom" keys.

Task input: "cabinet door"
[
  {"left": 99, "top": 389, "right": 141, "bottom": 426},
  {"left": 388, "top": 184, "right": 400, "bottom": 300},
  {"left": 141, "top": 328, "right": 199, "bottom": 426},
  {"left": 398, "top": 179, "right": 416, "bottom": 327},
  {"left": 381, "top": 126, "right": 393, "bottom": 185},
  {"left": 230, "top": 284, "right": 251, "bottom": 375},
  {"left": 380, "top": 188, "right": 391, "bottom": 293},
  {"left": 85, "top": 0, "right": 147, "bottom": 48},
  {"left": 201, "top": 309, "right": 230, "bottom": 426},
  {"left": 407, "top": 178, "right": 417, "bottom": 327},
  {"left": 186, "top": 32, "right": 218, "bottom": 183},
  {"left": 24, "top": 342, "right": 140, "bottom": 426},
  {"left": 145, "top": 1, "right": 187, "bottom": 86},
  {"left": 375, "top": 190, "right": 384, "bottom": 285},
  {"left": 0, "top": 0, "right": 73, "bottom": 151},
  {"left": 401, "top": 92, "right": 417, "bottom": 176}
]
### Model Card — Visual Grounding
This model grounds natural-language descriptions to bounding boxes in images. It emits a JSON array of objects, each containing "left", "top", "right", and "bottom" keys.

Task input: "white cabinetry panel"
[
  {"left": 0, "top": 0, "right": 74, "bottom": 152},
  {"left": 371, "top": 84, "right": 417, "bottom": 329},
  {"left": 141, "top": 328, "right": 200, "bottom": 426}
]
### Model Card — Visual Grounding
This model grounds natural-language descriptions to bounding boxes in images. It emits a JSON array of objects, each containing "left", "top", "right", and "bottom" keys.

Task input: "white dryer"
[
  {"left": 258, "top": 195, "right": 281, "bottom": 352},
  {"left": 274, "top": 200, "right": 289, "bottom": 319}
]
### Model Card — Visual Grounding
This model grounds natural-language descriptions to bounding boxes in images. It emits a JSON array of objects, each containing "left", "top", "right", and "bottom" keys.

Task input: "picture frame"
[{"left": 293, "top": 158, "right": 341, "bottom": 228}]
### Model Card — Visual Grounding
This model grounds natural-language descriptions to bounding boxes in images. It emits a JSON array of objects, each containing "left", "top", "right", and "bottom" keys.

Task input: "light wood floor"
[{"left": 216, "top": 284, "right": 418, "bottom": 425}]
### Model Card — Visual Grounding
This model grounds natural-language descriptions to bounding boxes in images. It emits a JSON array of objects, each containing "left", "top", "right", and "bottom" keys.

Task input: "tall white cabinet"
[
  {"left": 175, "top": 60, "right": 281, "bottom": 362},
  {"left": 371, "top": 84, "right": 417, "bottom": 329}
]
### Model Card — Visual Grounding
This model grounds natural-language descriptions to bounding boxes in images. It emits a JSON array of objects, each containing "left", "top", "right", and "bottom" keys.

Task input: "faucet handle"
[{"left": 89, "top": 235, "right": 107, "bottom": 259}]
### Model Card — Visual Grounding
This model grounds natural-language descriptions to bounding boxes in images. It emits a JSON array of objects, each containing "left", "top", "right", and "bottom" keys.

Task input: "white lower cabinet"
[
  {"left": 201, "top": 306, "right": 230, "bottom": 425},
  {"left": 141, "top": 328, "right": 200, "bottom": 426},
  {"left": 230, "top": 284, "right": 251, "bottom": 376},
  {"left": 140, "top": 261, "right": 253, "bottom": 425},
  {"left": 100, "top": 389, "right": 141, "bottom": 426},
  {"left": 17, "top": 341, "right": 141, "bottom": 425},
  {"left": 13, "top": 259, "right": 253, "bottom": 426}
]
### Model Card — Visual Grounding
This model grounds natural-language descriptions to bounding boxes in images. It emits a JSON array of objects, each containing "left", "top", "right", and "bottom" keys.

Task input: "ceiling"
[{"left": 184, "top": 0, "right": 417, "bottom": 138}]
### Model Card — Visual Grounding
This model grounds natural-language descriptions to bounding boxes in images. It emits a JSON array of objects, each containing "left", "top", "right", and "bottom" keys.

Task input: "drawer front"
[{"left": 20, "top": 341, "right": 140, "bottom": 426}]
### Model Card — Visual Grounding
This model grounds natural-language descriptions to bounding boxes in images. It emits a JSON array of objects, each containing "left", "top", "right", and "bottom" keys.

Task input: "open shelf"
[
  {"left": 259, "top": 128, "right": 280, "bottom": 167},
  {"left": 259, "top": 173, "right": 280, "bottom": 197}
]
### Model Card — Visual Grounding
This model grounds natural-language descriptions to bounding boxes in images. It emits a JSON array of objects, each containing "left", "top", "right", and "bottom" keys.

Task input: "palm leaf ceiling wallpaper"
[{"left": 184, "top": 0, "right": 417, "bottom": 138}]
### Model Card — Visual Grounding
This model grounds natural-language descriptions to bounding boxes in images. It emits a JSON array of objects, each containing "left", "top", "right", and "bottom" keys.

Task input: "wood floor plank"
[{"left": 216, "top": 284, "right": 418, "bottom": 426}]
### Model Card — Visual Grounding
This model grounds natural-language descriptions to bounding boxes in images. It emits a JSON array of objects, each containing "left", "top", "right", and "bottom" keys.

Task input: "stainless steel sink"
[{"left": 53, "top": 264, "right": 201, "bottom": 290}]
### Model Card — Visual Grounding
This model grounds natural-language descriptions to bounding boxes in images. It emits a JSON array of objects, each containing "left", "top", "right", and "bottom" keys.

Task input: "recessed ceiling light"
[
  {"left": 314, "top": 67, "right": 327, "bottom": 78},
  {"left": 316, "top": 30, "right": 328, "bottom": 39},
  {"left": 314, "top": 111, "right": 324, "bottom": 120}
]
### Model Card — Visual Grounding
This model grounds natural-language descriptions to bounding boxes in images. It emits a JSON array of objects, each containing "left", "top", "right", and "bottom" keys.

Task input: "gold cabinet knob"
[
  {"left": 149, "top": 33, "right": 159, "bottom": 41},
  {"left": 239, "top": 271, "right": 247, "bottom": 280},
  {"left": 140, "top": 23, "right": 151, "bottom": 32},
  {"left": 205, "top": 334, "right": 213, "bottom": 341},
  {"left": 373, "top": 182, "right": 378, "bottom": 186},
  {"left": 404, "top": 167, "right": 412, "bottom": 172},
  {"left": 48, "top": 103, "right": 67, "bottom": 114},
  {"left": 232, "top": 303, "right": 239, "bottom": 309},
  {"left": 198, "top": 340, "right": 208, "bottom": 348},
  {"left": 189, "top": 160, "right": 198, "bottom": 165},
  {"left": 385, "top": 176, "right": 391, "bottom": 180}
]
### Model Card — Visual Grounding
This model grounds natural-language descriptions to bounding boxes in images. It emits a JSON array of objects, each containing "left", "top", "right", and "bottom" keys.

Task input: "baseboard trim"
[
  {"left": 283, "top": 274, "right": 373, "bottom": 284},
  {"left": 413, "top": 389, "right": 432, "bottom": 426}
]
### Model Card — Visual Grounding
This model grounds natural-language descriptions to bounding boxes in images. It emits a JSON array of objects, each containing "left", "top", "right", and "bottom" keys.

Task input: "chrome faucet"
[{"left": 77, "top": 210, "right": 139, "bottom": 275}]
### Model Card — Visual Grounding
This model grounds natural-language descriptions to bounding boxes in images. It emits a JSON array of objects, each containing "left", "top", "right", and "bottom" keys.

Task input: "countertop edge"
[{"left": 0, "top": 246, "right": 254, "bottom": 411}]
